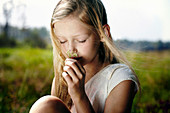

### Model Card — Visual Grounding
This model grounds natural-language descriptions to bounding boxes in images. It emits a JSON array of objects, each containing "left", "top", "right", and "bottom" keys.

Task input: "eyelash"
[
  {"left": 78, "top": 40, "right": 86, "bottom": 43},
  {"left": 60, "top": 40, "right": 87, "bottom": 44},
  {"left": 60, "top": 41, "right": 66, "bottom": 44}
]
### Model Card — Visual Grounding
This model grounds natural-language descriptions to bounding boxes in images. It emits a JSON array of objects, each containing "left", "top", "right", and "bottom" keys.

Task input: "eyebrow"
[
  {"left": 73, "top": 34, "right": 89, "bottom": 37},
  {"left": 56, "top": 33, "right": 90, "bottom": 39}
]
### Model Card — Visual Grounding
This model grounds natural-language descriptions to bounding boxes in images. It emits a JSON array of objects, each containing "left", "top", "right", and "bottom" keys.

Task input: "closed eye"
[
  {"left": 60, "top": 41, "right": 67, "bottom": 44},
  {"left": 78, "top": 40, "right": 86, "bottom": 43}
]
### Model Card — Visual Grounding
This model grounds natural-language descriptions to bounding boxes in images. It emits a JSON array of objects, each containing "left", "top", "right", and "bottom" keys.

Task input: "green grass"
[
  {"left": 0, "top": 48, "right": 170, "bottom": 113},
  {"left": 0, "top": 48, "right": 53, "bottom": 113},
  {"left": 127, "top": 51, "right": 170, "bottom": 113}
]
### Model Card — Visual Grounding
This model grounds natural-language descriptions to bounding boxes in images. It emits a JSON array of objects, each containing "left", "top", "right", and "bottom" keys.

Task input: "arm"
[
  {"left": 104, "top": 80, "right": 137, "bottom": 113},
  {"left": 51, "top": 60, "right": 94, "bottom": 113},
  {"left": 72, "top": 93, "right": 95, "bottom": 113},
  {"left": 51, "top": 77, "right": 56, "bottom": 96},
  {"left": 63, "top": 58, "right": 95, "bottom": 113}
]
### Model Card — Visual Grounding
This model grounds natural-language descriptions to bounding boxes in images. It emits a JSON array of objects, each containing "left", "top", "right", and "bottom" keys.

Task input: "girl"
[{"left": 29, "top": 0, "right": 140, "bottom": 113}]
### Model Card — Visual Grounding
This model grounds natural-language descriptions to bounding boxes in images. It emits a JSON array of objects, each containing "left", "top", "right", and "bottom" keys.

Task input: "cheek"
[
  {"left": 80, "top": 41, "right": 99, "bottom": 56},
  {"left": 60, "top": 45, "right": 67, "bottom": 56}
]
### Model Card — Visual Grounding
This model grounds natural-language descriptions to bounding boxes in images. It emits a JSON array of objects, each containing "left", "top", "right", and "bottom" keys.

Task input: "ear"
[
  {"left": 103, "top": 24, "right": 111, "bottom": 38},
  {"left": 101, "top": 24, "right": 111, "bottom": 42}
]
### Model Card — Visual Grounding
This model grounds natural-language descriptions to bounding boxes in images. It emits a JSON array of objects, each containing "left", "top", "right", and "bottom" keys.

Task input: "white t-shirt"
[{"left": 71, "top": 63, "right": 139, "bottom": 113}]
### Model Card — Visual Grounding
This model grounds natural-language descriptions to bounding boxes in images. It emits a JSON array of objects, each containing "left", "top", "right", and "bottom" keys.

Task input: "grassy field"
[
  {"left": 126, "top": 51, "right": 170, "bottom": 113},
  {"left": 0, "top": 48, "right": 170, "bottom": 113}
]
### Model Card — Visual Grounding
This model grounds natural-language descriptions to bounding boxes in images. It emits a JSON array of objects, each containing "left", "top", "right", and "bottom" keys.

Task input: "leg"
[{"left": 29, "top": 95, "right": 71, "bottom": 113}]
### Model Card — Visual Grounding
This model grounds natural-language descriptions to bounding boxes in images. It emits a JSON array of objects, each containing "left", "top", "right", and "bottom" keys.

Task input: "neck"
[{"left": 84, "top": 55, "right": 110, "bottom": 83}]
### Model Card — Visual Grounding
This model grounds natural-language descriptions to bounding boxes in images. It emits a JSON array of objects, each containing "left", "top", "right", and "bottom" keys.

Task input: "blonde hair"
[{"left": 50, "top": 0, "right": 140, "bottom": 109}]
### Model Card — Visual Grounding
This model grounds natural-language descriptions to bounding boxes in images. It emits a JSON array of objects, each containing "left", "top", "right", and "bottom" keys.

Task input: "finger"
[
  {"left": 65, "top": 58, "right": 86, "bottom": 76},
  {"left": 65, "top": 60, "right": 82, "bottom": 78},
  {"left": 63, "top": 66, "right": 79, "bottom": 82},
  {"left": 62, "top": 72, "right": 72, "bottom": 85},
  {"left": 65, "top": 59, "right": 85, "bottom": 79}
]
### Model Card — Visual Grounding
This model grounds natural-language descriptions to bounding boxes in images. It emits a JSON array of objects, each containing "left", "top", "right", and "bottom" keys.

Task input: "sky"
[{"left": 0, "top": 0, "right": 170, "bottom": 42}]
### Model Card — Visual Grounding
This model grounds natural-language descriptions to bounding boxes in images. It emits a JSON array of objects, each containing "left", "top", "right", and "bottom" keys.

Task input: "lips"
[{"left": 70, "top": 57, "right": 81, "bottom": 60}]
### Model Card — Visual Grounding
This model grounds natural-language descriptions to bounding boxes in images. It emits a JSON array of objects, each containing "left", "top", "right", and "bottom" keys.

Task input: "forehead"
[{"left": 53, "top": 16, "right": 91, "bottom": 37}]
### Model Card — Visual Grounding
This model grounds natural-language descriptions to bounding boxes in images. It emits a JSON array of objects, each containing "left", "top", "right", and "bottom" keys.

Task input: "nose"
[{"left": 68, "top": 41, "right": 77, "bottom": 53}]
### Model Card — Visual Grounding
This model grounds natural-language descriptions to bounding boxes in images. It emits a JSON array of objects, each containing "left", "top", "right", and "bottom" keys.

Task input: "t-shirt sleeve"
[{"left": 107, "top": 65, "right": 139, "bottom": 96}]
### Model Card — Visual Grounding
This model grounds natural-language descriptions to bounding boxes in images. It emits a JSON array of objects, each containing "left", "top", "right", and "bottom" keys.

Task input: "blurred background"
[{"left": 0, "top": 0, "right": 170, "bottom": 112}]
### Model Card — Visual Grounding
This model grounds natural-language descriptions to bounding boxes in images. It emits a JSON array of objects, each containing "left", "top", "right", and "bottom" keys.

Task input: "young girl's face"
[{"left": 54, "top": 15, "right": 101, "bottom": 66}]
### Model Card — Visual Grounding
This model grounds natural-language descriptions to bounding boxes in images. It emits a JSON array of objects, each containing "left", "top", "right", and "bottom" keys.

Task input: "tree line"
[
  {"left": 0, "top": 25, "right": 50, "bottom": 48},
  {"left": 115, "top": 39, "right": 170, "bottom": 51},
  {"left": 0, "top": 25, "right": 170, "bottom": 51}
]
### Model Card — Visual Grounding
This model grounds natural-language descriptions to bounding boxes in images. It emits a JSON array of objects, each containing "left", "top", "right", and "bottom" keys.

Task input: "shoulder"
[
  {"left": 107, "top": 63, "right": 139, "bottom": 95},
  {"left": 103, "top": 63, "right": 138, "bottom": 113},
  {"left": 103, "top": 63, "right": 132, "bottom": 78}
]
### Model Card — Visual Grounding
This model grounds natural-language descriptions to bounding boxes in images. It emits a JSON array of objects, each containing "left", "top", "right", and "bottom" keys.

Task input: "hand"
[{"left": 62, "top": 58, "right": 86, "bottom": 101}]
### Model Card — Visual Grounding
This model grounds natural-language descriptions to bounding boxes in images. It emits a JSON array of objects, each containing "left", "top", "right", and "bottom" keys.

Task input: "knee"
[{"left": 29, "top": 95, "right": 69, "bottom": 113}]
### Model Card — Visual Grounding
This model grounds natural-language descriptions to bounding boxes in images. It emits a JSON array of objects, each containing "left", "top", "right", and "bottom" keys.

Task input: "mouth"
[{"left": 70, "top": 57, "right": 81, "bottom": 60}]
